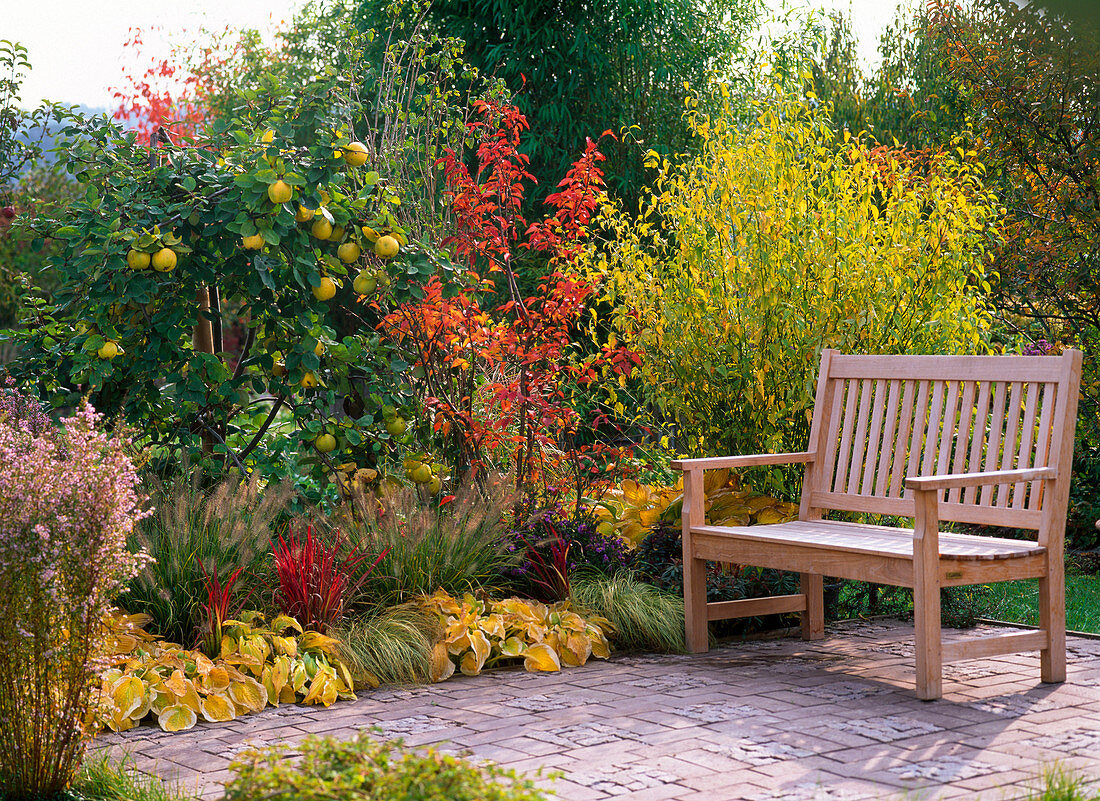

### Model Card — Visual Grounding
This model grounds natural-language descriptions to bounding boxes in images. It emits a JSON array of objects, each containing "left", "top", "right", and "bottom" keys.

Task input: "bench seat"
[{"left": 692, "top": 520, "right": 1045, "bottom": 561}]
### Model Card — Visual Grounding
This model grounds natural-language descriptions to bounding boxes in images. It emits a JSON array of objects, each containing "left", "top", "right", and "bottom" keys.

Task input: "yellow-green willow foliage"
[{"left": 585, "top": 89, "right": 998, "bottom": 462}]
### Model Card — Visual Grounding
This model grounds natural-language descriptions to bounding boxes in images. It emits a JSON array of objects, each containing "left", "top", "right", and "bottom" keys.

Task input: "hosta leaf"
[
  {"left": 150, "top": 688, "right": 173, "bottom": 716},
  {"left": 157, "top": 704, "right": 197, "bottom": 732},
  {"left": 270, "top": 656, "right": 290, "bottom": 695},
  {"left": 429, "top": 641, "right": 455, "bottom": 683},
  {"left": 298, "top": 631, "right": 340, "bottom": 655},
  {"left": 262, "top": 670, "right": 278, "bottom": 707},
  {"left": 200, "top": 693, "right": 236, "bottom": 723},
  {"left": 109, "top": 711, "right": 137, "bottom": 732},
  {"left": 302, "top": 667, "right": 338, "bottom": 707},
  {"left": 271, "top": 636, "right": 298, "bottom": 658},
  {"left": 335, "top": 659, "right": 356, "bottom": 692},
  {"left": 271, "top": 614, "right": 303, "bottom": 634},
  {"left": 205, "top": 666, "right": 231, "bottom": 692},
  {"left": 290, "top": 661, "right": 309, "bottom": 692},
  {"left": 465, "top": 630, "right": 491, "bottom": 673},
  {"left": 479, "top": 613, "right": 506, "bottom": 640},
  {"left": 499, "top": 636, "right": 525, "bottom": 657},
  {"left": 459, "top": 650, "right": 483, "bottom": 676},
  {"left": 563, "top": 633, "right": 592, "bottom": 666},
  {"left": 279, "top": 684, "right": 297, "bottom": 704},
  {"left": 754, "top": 507, "right": 787, "bottom": 525},
  {"left": 523, "top": 643, "right": 561, "bottom": 673},
  {"left": 591, "top": 633, "right": 611, "bottom": 660},
  {"left": 164, "top": 669, "right": 189, "bottom": 697},
  {"left": 228, "top": 676, "right": 268, "bottom": 713},
  {"left": 111, "top": 676, "right": 146, "bottom": 719}
]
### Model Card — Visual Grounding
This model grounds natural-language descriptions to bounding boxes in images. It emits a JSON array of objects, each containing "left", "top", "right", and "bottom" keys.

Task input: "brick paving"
[{"left": 95, "top": 619, "right": 1100, "bottom": 800}]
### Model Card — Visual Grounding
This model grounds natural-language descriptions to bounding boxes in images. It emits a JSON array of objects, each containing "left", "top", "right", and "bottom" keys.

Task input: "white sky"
[{"left": 7, "top": 0, "right": 908, "bottom": 110}]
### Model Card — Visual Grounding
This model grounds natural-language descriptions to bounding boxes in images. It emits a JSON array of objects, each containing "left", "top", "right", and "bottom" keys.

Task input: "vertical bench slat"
[
  {"left": 920, "top": 380, "right": 946, "bottom": 480},
  {"left": 980, "top": 381, "right": 1008, "bottom": 506},
  {"left": 890, "top": 380, "right": 918, "bottom": 497},
  {"left": 964, "top": 381, "right": 993, "bottom": 505},
  {"left": 997, "top": 381, "right": 1024, "bottom": 507},
  {"left": 833, "top": 379, "right": 860, "bottom": 493},
  {"left": 948, "top": 381, "right": 978, "bottom": 504},
  {"left": 846, "top": 379, "right": 875, "bottom": 494},
  {"left": 874, "top": 380, "right": 902, "bottom": 497},
  {"left": 905, "top": 380, "right": 932, "bottom": 494},
  {"left": 936, "top": 381, "right": 962, "bottom": 487},
  {"left": 820, "top": 376, "right": 846, "bottom": 498},
  {"left": 860, "top": 380, "right": 888, "bottom": 495},
  {"left": 1029, "top": 382, "right": 1057, "bottom": 512},
  {"left": 1012, "top": 382, "right": 1041, "bottom": 509}
]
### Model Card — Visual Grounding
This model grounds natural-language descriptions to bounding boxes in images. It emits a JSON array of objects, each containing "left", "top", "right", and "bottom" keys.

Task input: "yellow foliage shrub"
[{"left": 585, "top": 89, "right": 997, "bottom": 464}]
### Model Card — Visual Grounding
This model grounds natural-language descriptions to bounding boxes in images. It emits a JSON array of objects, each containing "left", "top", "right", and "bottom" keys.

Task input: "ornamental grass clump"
[
  {"left": 0, "top": 388, "right": 148, "bottom": 800},
  {"left": 123, "top": 471, "right": 291, "bottom": 645}
]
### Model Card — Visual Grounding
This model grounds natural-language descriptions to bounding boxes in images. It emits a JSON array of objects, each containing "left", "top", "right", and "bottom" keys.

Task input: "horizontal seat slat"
[{"left": 690, "top": 519, "right": 1044, "bottom": 561}]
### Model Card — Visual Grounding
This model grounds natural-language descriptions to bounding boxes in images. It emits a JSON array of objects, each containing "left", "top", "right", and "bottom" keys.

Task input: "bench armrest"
[
  {"left": 906, "top": 467, "right": 1057, "bottom": 493},
  {"left": 671, "top": 451, "right": 815, "bottom": 471}
]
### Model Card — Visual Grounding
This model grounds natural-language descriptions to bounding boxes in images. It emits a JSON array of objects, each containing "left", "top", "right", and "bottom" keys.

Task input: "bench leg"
[
  {"left": 1039, "top": 571, "right": 1066, "bottom": 684},
  {"left": 913, "top": 565, "right": 943, "bottom": 701},
  {"left": 684, "top": 556, "right": 709, "bottom": 653},
  {"left": 800, "top": 572, "right": 824, "bottom": 641}
]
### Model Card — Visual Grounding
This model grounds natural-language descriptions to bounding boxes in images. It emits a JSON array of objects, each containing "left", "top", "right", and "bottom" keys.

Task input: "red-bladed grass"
[
  {"left": 198, "top": 562, "right": 248, "bottom": 657},
  {"left": 273, "top": 525, "right": 386, "bottom": 633},
  {"left": 518, "top": 518, "right": 571, "bottom": 603}
]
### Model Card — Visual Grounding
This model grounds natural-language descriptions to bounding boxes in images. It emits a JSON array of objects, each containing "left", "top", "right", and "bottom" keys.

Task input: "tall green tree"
[{"left": 356, "top": 0, "right": 760, "bottom": 210}]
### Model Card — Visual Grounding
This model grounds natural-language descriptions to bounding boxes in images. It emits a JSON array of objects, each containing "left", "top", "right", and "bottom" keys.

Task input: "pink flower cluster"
[{"left": 0, "top": 385, "right": 150, "bottom": 798}]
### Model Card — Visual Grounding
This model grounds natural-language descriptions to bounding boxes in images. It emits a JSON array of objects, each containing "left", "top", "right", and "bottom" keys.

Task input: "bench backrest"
[{"left": 800, "top": 350, "right": 1082, "bottom": 540}]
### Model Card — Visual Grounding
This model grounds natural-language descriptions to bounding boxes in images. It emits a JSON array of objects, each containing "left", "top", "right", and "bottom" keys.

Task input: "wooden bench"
[{"left": 672, "top": 349, "right": 1083, "bottom": 700}]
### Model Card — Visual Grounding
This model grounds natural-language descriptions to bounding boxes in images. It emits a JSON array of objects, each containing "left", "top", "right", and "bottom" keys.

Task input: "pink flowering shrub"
[{"left": 0, "top": 385, "right": 148, "bottom": 800}]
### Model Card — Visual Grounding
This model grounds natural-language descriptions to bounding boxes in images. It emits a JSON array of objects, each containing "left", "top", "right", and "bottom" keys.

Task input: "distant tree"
[{"left": 806, "top": 5, "right": 968, "bottom": 150}]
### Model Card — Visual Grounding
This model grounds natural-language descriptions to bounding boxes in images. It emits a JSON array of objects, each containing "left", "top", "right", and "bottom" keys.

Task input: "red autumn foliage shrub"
[{"left": 382, "top": 101, "right": 641, "bottom": 507}]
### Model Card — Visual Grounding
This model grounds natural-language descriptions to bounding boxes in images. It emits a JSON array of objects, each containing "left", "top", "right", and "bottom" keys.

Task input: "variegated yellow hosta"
[
  {"left": 421, "top": 592, "right": 612, "bottom": 682},
  {"left": 592, "top": 469, "right": 798, "bottom": 545},
  {"left": 95, "top": 611, "right": 365, "bottom": 733}
]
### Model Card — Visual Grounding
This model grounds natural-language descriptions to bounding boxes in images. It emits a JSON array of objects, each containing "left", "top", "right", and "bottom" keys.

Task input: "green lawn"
[{"left": 986, "top": 574, "right": 1100, "bottom": 634}]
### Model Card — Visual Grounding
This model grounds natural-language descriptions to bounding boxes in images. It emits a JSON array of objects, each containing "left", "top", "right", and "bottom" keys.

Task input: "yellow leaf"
[
  {"left": 157, "top": 704, "right": 197, "bottom": 732},
  {"left": 110, "top": 676, "right": 145, "bottom": 719},
  {"left": 205, "top": 666, "right": 231, "bottom": 692},
  {"left": 228, "top": 676, "right": 268, "bottom": 713},
  {"left": 200, "top": 693, "right": 236, "bottom": 723},
  {"left": 459, "top": 650, "right": 484, "bottom": 676},
  {"left": 271, "top": 614, "right": 304, "bottom": 633},
  {"left": 754, "top": 507, "right": 787, "bottom": 525},
  {"left": 523, "top": 643, "right": 561, "bottom": 673},
  {"left": 279, "top": 684, "right": 297, "bottom": 704},
  {"left": 298, "top": 631, "right": 340, "bottom": 655},
  {"left": 303, "top": 668, "right": 338, "bottom": 707},
  {"left": 164, "top": 669, "right": 189, "bottom": 698},
  {"left": 429, "top": 641, "right": 455, "bottom": 683},
  {"left": 270, "top": 656, "right": 290, "bottom": 696}
]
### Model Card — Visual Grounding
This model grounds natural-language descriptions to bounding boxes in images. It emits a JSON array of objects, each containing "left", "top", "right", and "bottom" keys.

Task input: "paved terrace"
[{"left": 97, "top": 619, "right": 1100, "bottom": 800}]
